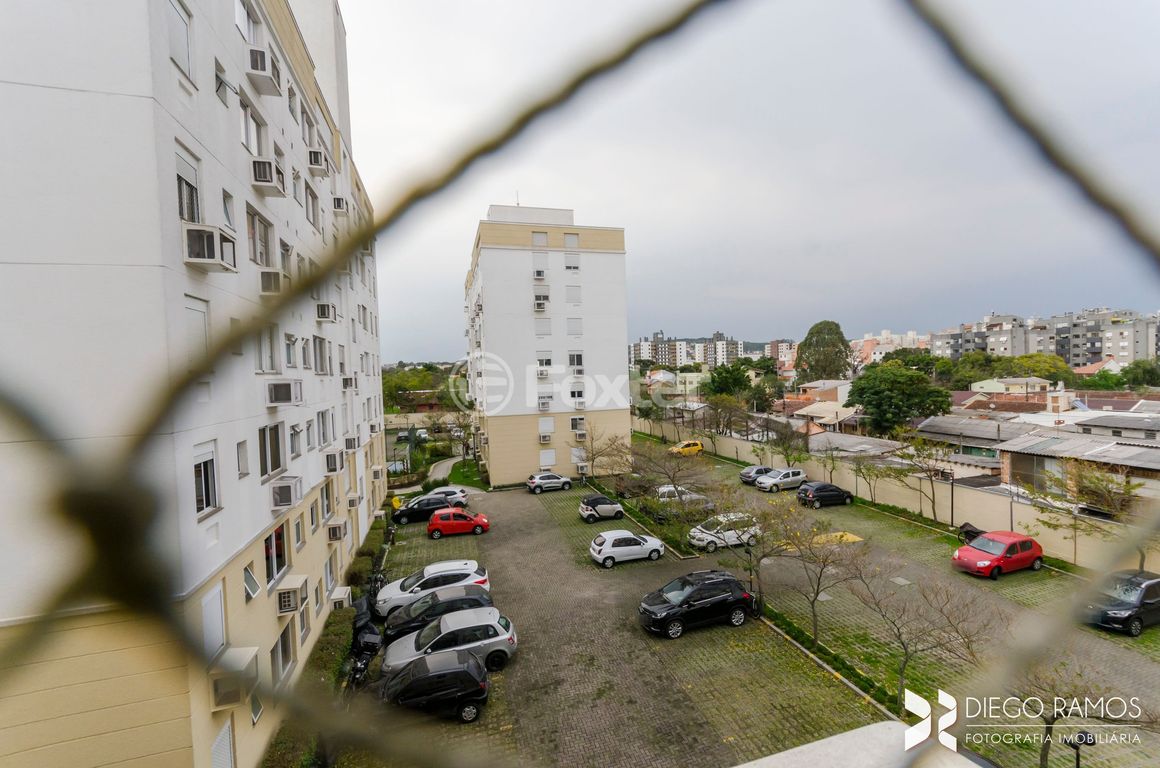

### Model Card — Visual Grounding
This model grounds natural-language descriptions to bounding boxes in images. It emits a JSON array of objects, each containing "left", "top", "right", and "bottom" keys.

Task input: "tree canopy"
[
  {"left": 1121, "top": 359, "right": 1160, "bottom": 387},
  {"left": 703, "top": 361, "right": 751, "bottom": 396},
  {"left": 795, "top": 320, "right": 851, "bottom": 382},
  {"left": 845, "top": 361, "right": 951, "bottom": 435}
]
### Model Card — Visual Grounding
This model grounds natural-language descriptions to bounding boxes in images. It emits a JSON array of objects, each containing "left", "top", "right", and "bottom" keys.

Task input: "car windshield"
[
  {"left": 699, "top": 518, "right": 722, "bottom": 533},
  {"left": 498, "top": 616, "right": 511, "bottom": 632},
  {"left": 415, "top": 618, "right": 443, "bottom": 650},
  {"left": 970, "top": 536, "right": 1007, "bottom": 556},
  {"left": 406, "top": 592, "right": 439, "bottom": 617},
  {"left": 399, "top": 568, "right": 425, "bottom": 591},
  {"left": 384, "top": 660, "right": 417, "bottom": 696},
  {"left": 660, "top": 577, "right": 696, "bottom": 605},
  {"left": 593, "top": 535, "right": 606, "bottom": 547},
  {"left": 1099, "top": 577, "right": 1144, "bottom": 604}
]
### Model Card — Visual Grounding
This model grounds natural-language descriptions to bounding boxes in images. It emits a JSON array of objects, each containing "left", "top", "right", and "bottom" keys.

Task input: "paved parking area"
[{"left": 361, "top": 486, "right": 883, "bottom": 768}]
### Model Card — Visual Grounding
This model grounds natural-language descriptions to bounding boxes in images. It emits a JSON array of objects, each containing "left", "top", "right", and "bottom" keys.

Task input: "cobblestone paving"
[{"left": 358, "top": 487, "right": 883, "bottom": 768}]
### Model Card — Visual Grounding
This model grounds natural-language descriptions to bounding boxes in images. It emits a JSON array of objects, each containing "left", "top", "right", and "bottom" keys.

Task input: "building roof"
[
  {"left": 1076, "top": 414, "right": 1160, "bottom": 431},
  {"left": 807, "top": 432, "right": 902, "bottom": 456},
  {"left": 915, "top": 415, "right": 1039, "bottom": 446},
  {"left": 1073, "top": 357, "right": 1118, "bottom": 376},
  {"left": 949, "top": 391, "right": 979, "bottom": 407},
  {"left": 794, "top": 401, "right": 859, "bottom": 425},
  {"left": 995, "top": 433, "right": 1160, "bottom": 471},
  {"left": 1071, "top": 397, "right": 1142, "bottom": 412},
  {"left": 964, "top": 400, "right": 1046, "bottom": 414},
  {"left": 996, "top": 376, "right": 1052, "bottom": 385},
  {"left": 798, "top": 379, "right": 851, "bottom": 391}
]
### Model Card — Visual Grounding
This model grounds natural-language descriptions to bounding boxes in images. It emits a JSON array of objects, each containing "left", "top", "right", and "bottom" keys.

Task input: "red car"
[
  {"left": 428, "top": 510, "right": 490, "bottom": 539},
  {"left": 952, "top": 530, "right": 1043, "bottom": 579}
]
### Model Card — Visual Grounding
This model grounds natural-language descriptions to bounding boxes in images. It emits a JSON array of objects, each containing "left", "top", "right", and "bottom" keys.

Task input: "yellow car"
[{"left": 668, "top": 440, "right": 704, "bottom": 457}]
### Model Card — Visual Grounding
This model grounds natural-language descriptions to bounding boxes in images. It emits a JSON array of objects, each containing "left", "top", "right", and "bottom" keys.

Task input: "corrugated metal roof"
[
  {"left": 996, "top": 432, "right": 1160, "bottom": 470},
  {"left": 1076, "top": 414, "right": 1160, "bottom": 431},
  {"left": 916, "top": 415, "right": 1039, "bottom": 443}
]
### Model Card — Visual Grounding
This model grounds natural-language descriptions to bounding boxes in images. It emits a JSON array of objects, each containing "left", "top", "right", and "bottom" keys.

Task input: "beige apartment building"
[{"left": 465, "top": 206, "right": 631, "bottom": 486}]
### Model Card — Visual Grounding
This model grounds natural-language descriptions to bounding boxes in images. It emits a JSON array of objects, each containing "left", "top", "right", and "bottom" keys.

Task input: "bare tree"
[
  {"left": 851, "top": 457, "right": 909, "bottom": 504},
  {"left": 767, "top": 515, "right": 866, "bottom": 645},
  {"left": 814, "top": 446, "right": 842, "bottom": 484},
  {"left": 630, "top": 440, "right": 709, "bottom": 523},
  {"left": 569, "top": 425, "right": 632, "bottom": 480},
  {"left": 448, "top": 408, "right": 473, "bottom": 458},
  {"left": 849, "top": 561, "right": 998, "bottom": 710},
  {"left": 715, "top": 495, "right": 799, "bottom": 609},
  {"left": 897, "top": 436, "right": 953, "bottom": 522},
  {"left": 1018, "top": 644, "right": 1159, "bottom": 768},
  {"left": 1023, "top": 458, "right": 1152, "bottom": 570}
]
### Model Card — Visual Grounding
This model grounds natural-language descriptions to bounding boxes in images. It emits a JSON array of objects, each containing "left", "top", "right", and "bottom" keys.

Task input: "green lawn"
[{"left": 447, "top": 459, "right": 488, "bottom": 490}]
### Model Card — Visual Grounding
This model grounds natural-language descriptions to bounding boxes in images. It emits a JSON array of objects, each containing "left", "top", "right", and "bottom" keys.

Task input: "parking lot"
[{"left": 365, "top": 486, "right": 884, "bottom": 768}]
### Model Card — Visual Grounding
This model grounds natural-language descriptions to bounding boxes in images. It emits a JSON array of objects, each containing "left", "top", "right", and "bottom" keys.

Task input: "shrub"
[
  {"left": 420, "top": 478, "right": 438, "bottom": 493},
  {"left": 261, "top": 720, "right": 319, "bottom": 768},
  {"left": 357, "top": 525, "right": 385, "bottom": 559},
  {"left": 308, "top": 606, "right": 356, "bottom": 688},
  {"left": 426, "top": 441, "right": 453, "bottom": 459},
  {"left": 345, "top": 556, "right": 373, "bottom": 588}
]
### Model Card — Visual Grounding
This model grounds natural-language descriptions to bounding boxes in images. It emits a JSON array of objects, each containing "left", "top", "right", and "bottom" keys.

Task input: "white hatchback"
[{"left": 589, "top": 530, "right": 665, "bottom": 569}]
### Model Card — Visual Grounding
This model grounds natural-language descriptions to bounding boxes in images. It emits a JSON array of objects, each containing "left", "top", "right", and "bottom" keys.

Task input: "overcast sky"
[{"left": 343, "top": 0, "right": 1160, "bottom": 362}]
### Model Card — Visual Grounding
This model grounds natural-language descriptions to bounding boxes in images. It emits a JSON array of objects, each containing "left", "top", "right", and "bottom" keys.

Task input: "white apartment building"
[
  {"left": 0, "top": 2, "right": 384, "bottom": 767},
  {"left": 466, "top": 206, "right": 630, "bottom": 486}
]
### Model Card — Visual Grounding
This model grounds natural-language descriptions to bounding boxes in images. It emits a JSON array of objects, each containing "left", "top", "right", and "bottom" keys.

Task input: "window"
[
  {"left": 201, "top": 583, "right": 225, "bottom": 659},
  {"left": 288, "top": 86, "right": 298, "bottom": 120},
  {"left": 564, "top": 233, "right": 580, "bottom": 248},
  {"left": 305, "top": 184, "right": 319, "bottom": 228},
  {"left": 247, "top": 208, "right": 271, "bottom": 266},
  {"left": 1112, "top": 430, "right": 1123, "bottom": 437},
  {"left": 230, "top": 318, "right": 244, "bottom": 356},
  {"left": 183, "top": 296, "right": 209, "bottom": 373},
  {"left": 221, "top": 191, "right": 235, "bottom": 229},
  {"left": 214, "top": 61, "right": 229, "bottom": 105},
  {"left": 301, "top": 110, "right": 314, "bottom": 146},
  {"left": 176, "top": 150, "right": 199, "bottom": 222},
  {"left": 235, "top": 0, "right": 257, "bottom": 43},
  {"left": 338, "top": 344, "right": 346, "bottom": 375},
  {"left": 284, "top": 334, "right": 297, "bottom": 367},
  {"left": 565, "top": 285, "right": 581, "bottom": 303},
  {"left": 236, "top": 440, "right": 249, "bottom": 477},
  {"left": 1147, "top": 431, "right": 1157, "bottom": 440},
  {"left": 539, "top": 449, "right": 556, "bottom": 467},
  {"left": 292, "top": 169, "right": 302, "bottom": 203},
  {"left": 570, "top": 416, "right": 586, "bottom": 431},
  {"left": 258, "top": 423, "right": 283, "bottom": 478},
  {"left": 293, "top": 514, "right": 304, "bottom": 549},
  {"left": 566, "top": 317, "right": 583, "bottom": 336},
  {"left": 270, "top": 620, "right": 295, "bottom": 685},
  {"left": 564, "top": 253, "right": 580, "bottom": 271},
  {"left": 298, "top": 602, "right": 310, "bottom": 643},
  {"left": 301, "top": 338, "right": 312, "bottom": 370},
  {"left": 263, "top": 523, "right": 288, "bottom": 585},
  {"left": 250, "top": 691, "right": 264, "bottom": 723},
  {"left": 243, "top": 563, "right": 260, "bottom": 601},
  {"left": 532, "top": 231, "right": 548, "bottom": 246},
  {"left": 290, "top": 424, "right": 301, "bottom": 458},
  {"left": 324, "top": 551, "right": 336, "bottom": 592},
  {"left": 314, "top": 581, "right": 323, "bottom": 615},
  {"left": 534, "top": 318, "right": 551, "bottom": 336},
  {"left": 312, "top": 336, "right": 329, "bottom": 374},
  {"left": 305, "top": 420, "right": 314, "bottom": 450},
  {"left": 321, "top": 483, "right": 333, "bottom": 519},
  {"left": 167, "top": 0, "right": 192, "bottom": 77},
  {"left": 570, "top": 386, "right": 585, "bottom": 399},
  {"left": 255, "top": 323, "right": 278, "bottom": 372},
  {"left": 309, "top": 501, "right": 319, "bottom": 531},
  {"left": 193, "top": 441, "right": 218, "bottom": 514},
  {"left": 568, "top": 352, "right": 584, "bottom": 367},
  {"left": 240, "top": 100, "right": 262, "bottom": 155},
  {"left": 279, "top": 240, "right": 292, "bottom": 275}
]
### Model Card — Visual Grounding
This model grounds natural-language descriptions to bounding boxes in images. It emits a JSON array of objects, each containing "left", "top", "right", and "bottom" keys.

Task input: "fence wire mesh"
[{"left": 2, "top": 0, "right": 1159, "bottom": 766}]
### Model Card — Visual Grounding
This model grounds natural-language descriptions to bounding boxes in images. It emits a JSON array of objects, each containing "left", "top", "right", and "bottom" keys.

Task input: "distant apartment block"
[
  {"left": 467, "top": 206, "right": 630, "bottom": 485},
  {"left": 628, "top": 330, "right": 744, "bottom": 369},
  {"left": 849, "top": 329, "right": 929, "bottom": 365},
  {"left": 0, "top": 1, "right": 385, "bottom": 766}
]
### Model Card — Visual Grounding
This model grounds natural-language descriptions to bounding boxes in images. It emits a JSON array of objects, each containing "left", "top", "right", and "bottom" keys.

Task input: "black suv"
[
  {"left": 392, "top": 494, "right": 451, "bottom": 525},
  {"left": 383, "top": 585, "right": 494, "bottom": 642},
  {"left": 797, "top": 482, "right": 853, "bottom": 509},
  {"left": 1085, "top": 570, "right": 1160, "bottom": 637},
  {"left": 638, "top": 570, "right": 756, "bottom": 639},
  {"left": 381, "top": 649, "right": 489, "bottom": 723}
]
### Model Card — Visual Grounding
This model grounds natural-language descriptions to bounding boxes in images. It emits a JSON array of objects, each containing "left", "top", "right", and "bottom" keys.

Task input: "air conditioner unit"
[
  {"left": 474, "top": 302, "right": 482, "bottom": 312},
  {"left": 209, "top": 646, "right": 259, "bottom": 712},
  {"left": 346, "top": 495, "right": 360, "bottom": 510},
  {"left": 259, "top": 269, "right": 288, "bottom": 297},
  {"left": 575, "top": 430, "right": 588, "bottom": 441},
  {"left": 265, "top": 379, "right": 302, "bottom": 406},
  {"left": 533, "top": 269, "right": 546, "bottom": 280},
  {"left": 574, "top": 400, "right": 586, "bottom": 410},
  {"left": 344, "top": 436, "right": 359, "bottom": 451},
  {"left": 327, "top": 520, "right": 347, "bottom": 542},
  {"left": 270, "top": 476, "right": 302, "bottom": 510},
  {"left": 181, "top": 223, "right": 238, "bottom": 273},
  {"left": 307, "top": 149, "right": 328, "bottom": 177},
  {"left": 533, "top": 300, "right": 547, "bottom": 312},
  {"left": 577, "top": 463, "right": 590, "bottom": 475},
  {"left": 371, "top": 466, "right": 383, "bottom": 481},
  {"left": 331, "top": 585, "right": 352, "bottom": 610},
  {"left": 479, "top": 435, "right": 488, "bottom": 446},
  {"left": 251, "top": 158, "right": 285, "bottom": 196},
  {"left": 369, "top": 422, "right": 381, "bottom": 434},
  {"left": 536, "top": 367, "right": 549, "bottom": 379},
  {"left": 341, "top": 376, "right": 357, "bottom": 391},
  {"left": 275, "top": 575, "right": 307, "bottom": 614},
  {"left": 538, "top": 401, "right": 551, "bottom": 412},
  {"left": 316, "top": 303, "right": 338, "bottom": 322},
  {"left": 332, "top": 197, "right": 348, "bottom": 215},
  {"left": 573, "top": 367, "right": 585, "bottom": 376},
  {"left": 539, "top": 466, "right": 552, "bottom": 473},
  {"left": 245, "top": 47, "right": 280, "bottom": 95},
  {"left": 539, "top": 433, "right": 551, "bottom": 444},
  {"left": 324, "top": 450, "right": 344, "bottom": 474}
]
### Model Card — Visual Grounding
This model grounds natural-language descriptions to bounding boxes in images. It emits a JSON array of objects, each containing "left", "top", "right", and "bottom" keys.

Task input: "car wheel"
[
  {"left": 398, "top": 515, "right": 409, "bottom": 525},
  {"left": 585, "top": 514, "right": 597, "bottom": 524},
  {"left": 472, "top": 525, "right": 484, "bottom": 535},
  {"left": 705, "top": 541, "right": 718, "bottom": 553},
  {"left": 614, "top": 510, "right": 623, "bottom": 519},
  {"left": 746, "top": 535, "right": 757, "bottom": 547},
  {"left": 648, "top": 549, "right": 660, "bottom": 561},
  {"left": 844, "top": 496, "right": 853, "bottom": 505},
  {"left": 989, "top": 567, "right": 1002, "bottom": 580},
  {"left": 533, "top": 486, "right": 542, "bottom": 494},
  {"left": 1031, "top": 557, "right": 1043, "bottom": 571},
  {"left": 431, "top": 529, "right": 442, "bottom": 539},
  {"left": 812, "top": 500, "right": 822, "bottom": 510},
  {"left": 485, "top": 651, "right": 508, "bottom": 671},
  {"left": 602, "top": 556, "right": 615, "bottom": 569},
  {"left": 562, "top": 482, "right": 572, "bottom": 490},
  {"left": 458, "top": 702, "right": 481, "bottom": 723},
  {"left": 729, "top": 607, "right": 747, "bottom": 627},
  {"left": 665, "top": 619, "right": 684, "bottom": 639},
  {"left": 454, "top": 501, "right": 466, "bottom": 508},
  {"left": 1128, "top": 617, "right": 1144, "bottom": 637}
]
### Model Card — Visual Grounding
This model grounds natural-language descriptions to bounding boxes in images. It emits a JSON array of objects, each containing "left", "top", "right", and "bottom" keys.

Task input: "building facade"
[
  {"left": 0, "top": 2, "right": 384, "bottom": 766},
  {"left": 467, "top": 206, "right": 630, "bottom": 486}
]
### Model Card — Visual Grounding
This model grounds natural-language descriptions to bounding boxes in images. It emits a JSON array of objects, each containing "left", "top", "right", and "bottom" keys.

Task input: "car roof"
[
  {"left": 423, "top": 560, "right": 478, "bottom": 577},
  {"left": 440, "top": 606, "right": 500, "bottom": 631},
  {"left": 684, "top": 569, "right": 740, "bottom": 584},
  {"left": 583, "top": 494, "right": 611, "bottom": 502},
  {"left": 596, "top": 529, "right": 634, "bottom": 538},
  {"left": 1111, "top": 570, "right": 1160, "bottom": 585},
  {"left": 428, "top": 486, "right": 466, "bottom": 494},
  {"left": 978, "top": 531, "right": 1028, "bottom": 542}
]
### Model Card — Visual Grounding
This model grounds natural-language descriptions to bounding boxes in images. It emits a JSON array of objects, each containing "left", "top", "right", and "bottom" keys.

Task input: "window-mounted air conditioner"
[
  {"left": 536, "top": 367, "right": 549, "bottom": 379},
  {"left": 266, "top": 379, "right": 303, "bottom": 406},
  {"left": 270, "top": 476, "right": 302, "bottom": 510},
  {"left": 324, "top": 450, "right": 344, "bottom": 474},
  {"left": 368, "top": 423, "right": 380, "bottom": 434},
  {"left": 574, "top": 400, "right": 586, "bottom": 410},
  {"left": 182, "top": 222, "right": 239, "bottom": 273},
  {"left": 538, "top": 401, "right": 551, "bottom": 411},
  {"left": 575, "top": 430, "right": 588, "bottom": 441},
  {"left": 275, "top": 575, "right": 308, "bottom": 614},
  {"left": 332, "top": 197, "right": 348, "bottom": 216},
  {"left": 533, "top": 300, "right": 547, "bottom": 312},
  {"left": 209, "top": 646, "right": 259, "bottom": 711},
  {"left": 316, "top": 303, "right": 338, "bottom": 322},
  {"left": 344, "top": 436, "right": 359, "bottom": 451},
  {"left": 307, "top": 149, "right": 328, "bottom": 177},
  {"left": 327, "top": 520, "right": 347, "bottom": 542},
  {"left": 341, "top": 376, "right": 357, "bottom": 391},
  {"left": 346, "top": 495, "right": 359, "bottom": 510},
  {"left": 250, "top": 158, "right": 285, "bottom": 196},
  {"left": 533, "top": 269, "right": 545, "bottom": 280},
  {"left": 539, "top": 433, "right": 551, "bottom": 444},
  {"left": 259, "top": 269, "right": 288, "bottom": 297},
  {"left": 245, "top": 47, "right": 280, "bottom": 95},
  {"left": 331, "top": 585, "right": 352, "bottom": 610}
]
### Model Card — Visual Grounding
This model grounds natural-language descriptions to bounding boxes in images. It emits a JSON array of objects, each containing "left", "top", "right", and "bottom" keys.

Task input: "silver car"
[
  {"left": 739, "top": 465, "right": 775, "bottom": 485},
  {"left": 374, "top": 560, "right": 490, "bottom": 618},
  {"left": 381, "top": 607, "right": 518, "bottom": 676},
  {"left": 754, "top": 468, "right": 807, "bottom": 492},
  {"left": 425, "top": 485, "right": 470, "bottom": 507},
  {"left": 527, "top": 472, "right": 572, "bottom": 494},
  {"left": 589, "top": 530, "right": 665, "bottom": 568}
]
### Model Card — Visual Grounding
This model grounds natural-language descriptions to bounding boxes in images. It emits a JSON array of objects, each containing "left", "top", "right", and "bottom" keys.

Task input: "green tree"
[
  {"left": 747, "top": 381, "right": 778, "bottom": 413},
  {"left": 794, "top": 320, "right": 851, "bottom": 382},
  {"left": 1121, "top": 359, "right": 1160, "bottom": 387},
  {"left": 879, "top": 348, "right": 936, "bottom": 375},
  {"left": 993, "top": 353, "right": 1074, "bottom": 386},
  {"left": 1082, "top": 370, "right": 1126, "bottom": 390},
  {"left": 845, "top": 361, "right": 951, "bottom": 436},
  {"left": 704, "top": 362, "right": 750, "bottom": 396}
]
